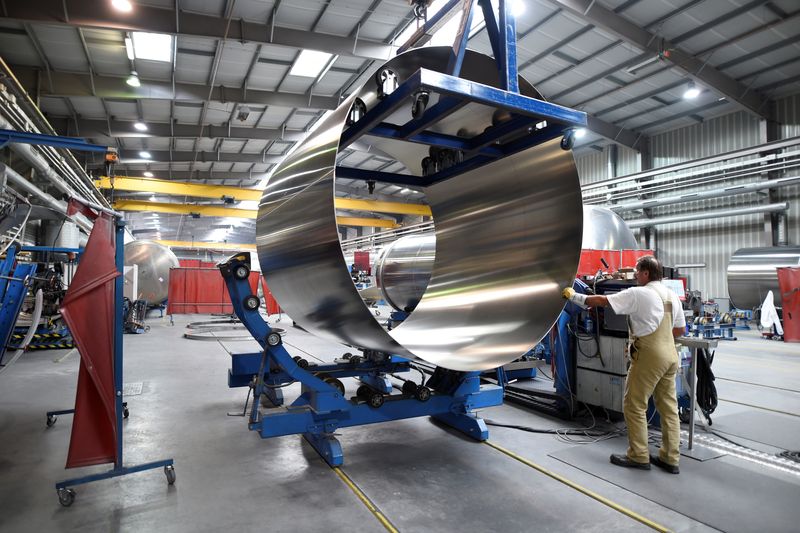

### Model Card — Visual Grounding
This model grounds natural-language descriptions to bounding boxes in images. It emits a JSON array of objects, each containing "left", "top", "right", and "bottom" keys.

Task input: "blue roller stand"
[
  {"left": 219, "top": 252, "right": 503, "bottom": 467},
  {"left": 0, "top": 244, "right": 37, "bottom": 367}
]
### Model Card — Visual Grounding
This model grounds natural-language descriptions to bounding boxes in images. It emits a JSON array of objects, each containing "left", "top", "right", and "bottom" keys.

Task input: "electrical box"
[{"left": 575, "top": 368, "right": 625, "bottom": 412}]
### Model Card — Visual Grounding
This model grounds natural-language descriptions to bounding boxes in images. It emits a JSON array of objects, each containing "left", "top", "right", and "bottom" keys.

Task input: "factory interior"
[{"left": 0, "top": 0, "right": 799, "bottom": 531}]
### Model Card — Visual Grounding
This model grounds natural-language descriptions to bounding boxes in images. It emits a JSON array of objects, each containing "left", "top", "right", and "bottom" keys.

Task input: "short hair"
[{"left": 636, "top": 255, "right": 662, "bottom": 281}]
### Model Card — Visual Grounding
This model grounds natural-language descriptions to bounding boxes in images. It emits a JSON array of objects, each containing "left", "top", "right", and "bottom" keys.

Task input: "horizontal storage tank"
[
  {"left": 727, "top": 246, "right": 800, "bottom": 309},
  {"left": 124, "top": 240, "right": 180, "bottom": 305}
]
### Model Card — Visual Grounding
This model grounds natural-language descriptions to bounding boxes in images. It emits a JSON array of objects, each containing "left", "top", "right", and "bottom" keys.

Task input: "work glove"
[{"left": 562, "top": 287, "right": 588, "bottom": 308}]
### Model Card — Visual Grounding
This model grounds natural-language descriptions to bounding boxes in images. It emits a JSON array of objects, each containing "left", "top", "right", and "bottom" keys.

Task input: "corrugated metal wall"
[
  {"left": 574, "top": 94, "right": 800, "bottom": 305},
  {"left": 777, "top": 93, "right": 800, "bottom": 246}
]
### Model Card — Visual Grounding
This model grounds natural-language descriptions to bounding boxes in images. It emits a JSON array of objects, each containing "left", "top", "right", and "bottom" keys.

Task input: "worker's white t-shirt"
[{"left": 605, "top": 281, "right": 686, "bottom": 337}]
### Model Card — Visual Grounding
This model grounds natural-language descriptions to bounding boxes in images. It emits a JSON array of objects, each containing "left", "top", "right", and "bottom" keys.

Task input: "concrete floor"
[{"left": 1, "top": 314, "right": 798, "bottom": 532}]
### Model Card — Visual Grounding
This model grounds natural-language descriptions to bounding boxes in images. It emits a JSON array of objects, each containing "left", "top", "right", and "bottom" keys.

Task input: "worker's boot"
[
  {"left": 650, "top": 454, "right": 679, "bottom": 474},
  {"left": 609, "top": 454, "right": 650, "bottom": 470}
]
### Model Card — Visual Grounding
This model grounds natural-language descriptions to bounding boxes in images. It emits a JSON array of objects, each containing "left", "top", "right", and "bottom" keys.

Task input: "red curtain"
[
  {"left": 167, "top": 267, "right": 259, "bottom": 314},
  {"left": 576, "top": 249, "right": 654, "bottom": 277}
]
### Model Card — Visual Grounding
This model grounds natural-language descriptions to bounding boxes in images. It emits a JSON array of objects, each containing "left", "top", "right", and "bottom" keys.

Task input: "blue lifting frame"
[
  {"left": 219, "top": 252, "right": 504, "bottom": 467},
  {"left": 0, "top": 244, "right": 37, "bottom": 367},
  {"left": 0, "top": 128, "right": 109, "bottom": 153},
  {"left": 49, "top": 220, "right": 174, "bottom": 506},
  {"left": 336, "top": 0, "right": 587, "bottom": 189}
]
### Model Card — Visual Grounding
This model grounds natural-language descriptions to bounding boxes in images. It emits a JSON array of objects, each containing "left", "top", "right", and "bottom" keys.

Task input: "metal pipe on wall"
[
  {"left": 0, "top": 163, "right": 93, "bottom": 232},
  {"left": 627, "top": 202, "right": 789, "bottom": 229},
  {"left": 610, "top": 176, "right": 800, "bottom": 212}
]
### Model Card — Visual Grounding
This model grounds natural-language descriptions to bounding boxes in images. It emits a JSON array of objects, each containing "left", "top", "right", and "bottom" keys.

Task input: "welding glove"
[{"left": 562, "top": 287, "right": 588, "bottom": 308}]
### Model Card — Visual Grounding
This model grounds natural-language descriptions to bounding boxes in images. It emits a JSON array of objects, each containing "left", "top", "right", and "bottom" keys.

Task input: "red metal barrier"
[
  {"left": 166, "top": 267, "right": 259, "bottom": 314},
  {"left": 777, "top": 267, "right": 800, "bottom": 343},
  {"left": 61, "top": 212, "right": 118, "bottom": 468}
]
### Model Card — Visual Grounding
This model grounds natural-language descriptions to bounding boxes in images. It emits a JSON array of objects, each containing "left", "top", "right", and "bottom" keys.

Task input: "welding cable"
[{"left": 695, "top": 348, "right": 718, "bottom": 418}]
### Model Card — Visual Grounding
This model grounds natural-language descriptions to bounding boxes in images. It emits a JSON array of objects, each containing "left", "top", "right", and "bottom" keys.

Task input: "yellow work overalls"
[{"left": 624, "top": 285, "right": 681, "bottom": 465}]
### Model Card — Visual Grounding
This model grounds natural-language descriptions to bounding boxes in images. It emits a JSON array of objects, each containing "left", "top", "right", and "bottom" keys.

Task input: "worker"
[{"left": 562, "top": 255, "right": 685, "bottom": 474}]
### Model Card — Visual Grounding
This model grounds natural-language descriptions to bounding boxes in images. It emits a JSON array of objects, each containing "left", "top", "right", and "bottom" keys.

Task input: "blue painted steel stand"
[
  {"left": 219, "top": 252, "right": 503, "bottom": 467},
  {"left": 51, "top": 220, "right": 174, "bottom": 507}
]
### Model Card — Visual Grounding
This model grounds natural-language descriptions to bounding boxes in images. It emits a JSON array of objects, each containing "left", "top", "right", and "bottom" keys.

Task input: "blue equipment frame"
[
  {"left": 336, "top": 0, "right": 587, "bottom": 189},
  {"left": 0, "top": 244, "right": 37, "bottom": 367},
  {"left": 219, "top": 252, "right": 503, "bottom": 467},
  {"left": 49, "top": 220, "right": 174, "bottom": 506}
]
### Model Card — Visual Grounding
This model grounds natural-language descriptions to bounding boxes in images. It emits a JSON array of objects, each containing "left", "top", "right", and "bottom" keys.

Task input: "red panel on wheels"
[{"left": 61, "top": 213, "right": 119, "bottom": 468}]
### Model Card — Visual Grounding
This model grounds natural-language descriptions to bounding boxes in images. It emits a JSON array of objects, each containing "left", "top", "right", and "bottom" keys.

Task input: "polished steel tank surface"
[
  {"left": 124, "top": 240, "right": 180, "bottom": 305},
  {"left": 374, "top": 234, "right": 435, "bottom": 312},
  {"left": 582, "top": 205, "right": 638, "bottom": 250},
  {"left": 257, "top": 47, "right": 583, "bottom": 371},
  {"left": 727, "top": 246, "right": 800, "bottom": 309}
]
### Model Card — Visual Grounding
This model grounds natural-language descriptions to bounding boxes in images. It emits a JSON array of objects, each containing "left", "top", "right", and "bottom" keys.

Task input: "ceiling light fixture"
[
  {"left": 143, "top": 171, "right": 154, "bottom": 177},
  {"left": 131, "top": 32, "right": 174, "bottom": 62},
  {"left": 134, "top": 121, "right": 148, "bottom": 131},
  {"left": 511, "top": 0, "right": 525, "bottom": 17},
  {"left": 289, "top": 50, "right": 334, "bottom": 78},
  {"left": 126, "top": 71, "right": 141, "bottom": 87},
  {"left": 139, "top": 151, "right": 151, "bottom": 159},
  {"left": 573, "top": 128, "right": 587, "bottom": 139},
  {"left": 111, "top": 0, "right": 133, "bottom": 13},
  {"left": 683, "top": 81, "right": 701, "bottom": 100}
]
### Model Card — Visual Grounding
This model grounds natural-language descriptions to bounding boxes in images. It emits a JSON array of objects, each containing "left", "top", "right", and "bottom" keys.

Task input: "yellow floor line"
[
  {"left": 332, "top": 466, "right": 400, "bottom": 533},
  {"left": 485, "top": 441, "right": 671, "bottom": 533},
  {"left": 718, "top": 397, "right": 800, "bottom": 418}
]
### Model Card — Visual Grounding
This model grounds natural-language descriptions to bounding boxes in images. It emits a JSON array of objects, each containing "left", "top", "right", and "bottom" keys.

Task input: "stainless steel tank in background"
[
  {"left": 582, "top": 205, "right": 638, "bottom": 250},
  {"left": 727, "top": 246, "right": 800, "bottom": 309},
  {"left": 124, "top": 240, "right": 180, "bottom": 305},
  {"left": 374, "top": 234, "right": 435, "bottom": 312}
]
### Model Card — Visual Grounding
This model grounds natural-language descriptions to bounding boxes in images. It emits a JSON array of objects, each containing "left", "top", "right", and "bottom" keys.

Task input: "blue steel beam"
[
  {"left": 497, "top": 0, "right": 519, "bottom": 93},
  {"left": 0, "top": 129, "right": 109, "bottom": 153}
]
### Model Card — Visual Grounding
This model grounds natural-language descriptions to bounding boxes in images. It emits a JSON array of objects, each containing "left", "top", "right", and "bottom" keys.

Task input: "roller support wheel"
[
  {"left": 57, "top": 488, "right": 76, "bottom": 507},
  {"left": 367, "top": 392, "right": 384, "bottom": 409},
  {"left": 164, "top": 465, "right": 176, "bottom": 485},
  {"left": 414, "top": 386, "right": 431, "bottom": 402},
  {"left": 233, "top": 264, "right": 250, "bottom": 280},
  {"left": 402, "top": 380, "right": 418, "bottom": 395},
  {"left": 46, "top": 415, "right": 57, "bottom": 428},
  {"left": 560, "top": 132, "right": 575, "bottom": 150}
]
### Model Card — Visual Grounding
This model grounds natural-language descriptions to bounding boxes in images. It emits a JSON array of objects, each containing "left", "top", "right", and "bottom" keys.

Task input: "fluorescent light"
[
  {"left": 134, "top": 121, "right": 148, "bottom": 131},
  {"left": 400, "top": 188, "right": 411, "bottom": 194},
  {"left": 683, "top": 81, "right": 701, "bottom": 99},
  {"left": 131, "top": 32, "right": 173, "bottom": 62},
  {"left": 124, "top": 37, "right": 135, "bottom": 60},
  {"left": 143, "top": 171, "right": 154, "bottom": 177},
  {"left": 511, "top": 0, "right": 525, "bottom": 17},
  {"left": 112, "top": 0, "right": 133, "bottom": 13},
  {"left": 150, "top": 195, "right": 156, "bottom": 201},
  {"left": 126, "top": 71, "right": 141, "bottom": 87},
  {"left": 139, "top": 151, "right": 151, "bottom": 158},
  {"left": 289, "top": 50, "right": 333, "bottom": 78},
  {"left": 574, "top": 128, "right": 587, "bottom": 139}
]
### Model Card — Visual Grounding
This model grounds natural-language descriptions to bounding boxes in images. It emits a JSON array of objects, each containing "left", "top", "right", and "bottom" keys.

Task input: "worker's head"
[{"left": 634, "top": 255, "right": 662, "bottom": 286}]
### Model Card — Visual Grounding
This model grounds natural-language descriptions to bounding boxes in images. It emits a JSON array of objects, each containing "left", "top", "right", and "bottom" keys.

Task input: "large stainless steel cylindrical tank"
[
  {"left": 582, "top": 205, "right": 638, "bottom": 250},
  {"left": 727, "top": 246, "right": 800, "bottom": 309},
  {"left": 124, "top": 240, "right": 179, "bottom": 305},
  {"left": 374, "top": 235, "right": 435, "bottom": 312}
]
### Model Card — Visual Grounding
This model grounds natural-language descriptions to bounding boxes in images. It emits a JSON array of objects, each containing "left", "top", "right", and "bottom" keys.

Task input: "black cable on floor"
[{"left": 696, "top": 348, "right": 718, "bottom": 419}]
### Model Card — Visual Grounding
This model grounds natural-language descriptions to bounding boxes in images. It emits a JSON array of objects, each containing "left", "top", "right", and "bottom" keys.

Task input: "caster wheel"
[
  {"left": 243, "top": 295, "right": 260, "bottom": 311},
  {"left": 342, "top": 352, "right": 353, "bottom": 360},
  {"left": 324, "top": 377, "right": 345, "bottom": 395},
  {"left": 356, "top": 385, "right": 371, "bottom": 399},
  {"left": 367, "top": 392, "right": 384, "bottom": 409},
  {"left": 402, "top": 381, "right": 418, "bottom": 395},
  {"left": 415, "top": 386, "right": 431, "bottom": 402},
  {"left": 411, "top": 91, "right": 429, "bottom": 119},
  {"left": 123, "top": 407, "right": 130, "bottom": 419},
  {"left": 46, "top": 415, "right": 57, "bottom": 428},
  {"left": 57, "top": 488, "right": 76, "bottom": 507},
  {"left": 164, "top": 465, "right": 176, "bottom": 485},
  {"left": 350, "top": 355, "right": 363, "bottom": 365},
  {"left": 233, "top": 264, "right": 250, "bottom": 280}
]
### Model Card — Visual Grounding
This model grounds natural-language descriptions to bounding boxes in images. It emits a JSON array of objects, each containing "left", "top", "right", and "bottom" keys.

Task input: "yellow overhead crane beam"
[
  {"left": 96, "top": 176, "right": 431, "bottom": 216},
  {"left": 113, "top": 200, "right": 400, "bottom": 228},
  {"left": 155, "top": 240, "right": 256, "bottom": 251}
]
